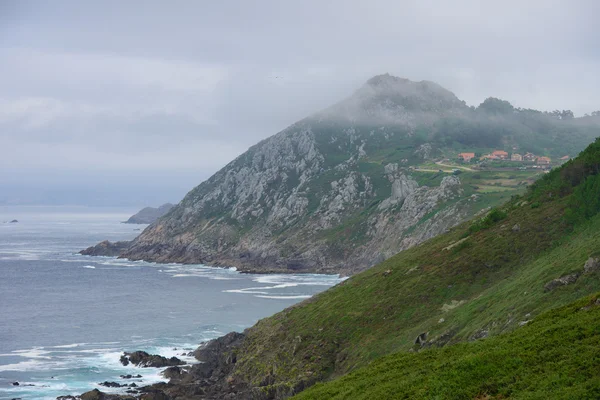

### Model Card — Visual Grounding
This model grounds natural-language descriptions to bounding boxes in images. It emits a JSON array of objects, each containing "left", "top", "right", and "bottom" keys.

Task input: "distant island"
[{"left": 123, "top": 203, "right": 174, "bottom": 224}]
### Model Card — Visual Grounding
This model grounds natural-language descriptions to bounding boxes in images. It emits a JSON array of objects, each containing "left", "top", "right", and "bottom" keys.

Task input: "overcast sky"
[{"left": 1, "top": 0, "right": 599, "bottom": 206}]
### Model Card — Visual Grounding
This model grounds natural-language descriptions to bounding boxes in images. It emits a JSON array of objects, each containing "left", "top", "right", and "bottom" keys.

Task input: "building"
[
  {"left": 458, "top": 152, "right": 476, "bottom": 162},
  {"left": 537, "top": 156, "right": 551, "bottom": 165},
  {"left": 511, "top": 153, "right": 523, "bottom": 161},
  {"left": 523, "top": 152, "right": 536, "bottom": 161},
  {"left": 481, "top": 154, "right": 500, "bottom": 161},
  {"left": 492, "top": 150, "right": 509, "bottom": 159}
]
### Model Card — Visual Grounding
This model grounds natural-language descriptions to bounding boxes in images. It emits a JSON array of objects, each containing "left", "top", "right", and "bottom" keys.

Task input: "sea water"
[{"left": 0, "top": 206, "right": 343, "bottom": 399}]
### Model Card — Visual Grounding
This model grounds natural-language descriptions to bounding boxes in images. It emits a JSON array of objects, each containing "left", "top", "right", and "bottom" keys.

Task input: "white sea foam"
[
  {"left": 51, "top": 343, "right": 87, "bottom": 349},
  {"left": 81, "top": 265, "right": 96, "bottom": 269},
  {"left": 12, "top": 348, "right": 52, "bottom": 359},
  {"left": 223, "top": 289, "right": 271, "bottom": 295},
  {"left": 0, "top": 358, "right": 69, "bottom": 372},
  {"left": 255, "top": 295, "right": 312, "bottom": 300}
]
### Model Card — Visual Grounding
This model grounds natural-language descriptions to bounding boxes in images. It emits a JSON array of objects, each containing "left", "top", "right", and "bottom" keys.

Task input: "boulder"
[
  {"left": 584, "top": 257, "right": 600, "bottom": 274},
  {"left": 79, "top": 388, "right": 135, "bottom": 400},
  {"left": 414, "top": 332, "right": 428, "bottom": 346},
  {"left": 9, "top": 219, "right": 18, "bottom": 223},
  {"left": 80, "top": 389, "right": 105, "bottom": 400},
  {"left": 162, "top": 366, "right": 186, "bottom": 380},
  {"left": 544, "top": 272, "right": 580, "bottom": 292}
]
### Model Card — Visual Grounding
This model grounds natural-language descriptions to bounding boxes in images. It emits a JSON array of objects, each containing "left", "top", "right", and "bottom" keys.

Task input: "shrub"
[{"left": 467, "top": 208, "right": 508, "bottom": 235}]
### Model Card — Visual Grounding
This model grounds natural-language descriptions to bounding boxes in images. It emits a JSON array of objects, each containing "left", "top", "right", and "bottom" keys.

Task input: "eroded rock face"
[{"left": 86, "top": 76, "right": 485, "bottom": 275}]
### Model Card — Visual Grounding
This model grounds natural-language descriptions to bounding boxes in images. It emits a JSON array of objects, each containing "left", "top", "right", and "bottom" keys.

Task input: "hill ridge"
[{"left": 84, "top": 74, "right": 600, "bottom": 274}]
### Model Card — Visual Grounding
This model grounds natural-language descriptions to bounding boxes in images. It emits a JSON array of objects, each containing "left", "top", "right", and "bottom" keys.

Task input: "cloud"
[{"left": 1, "top": 0, "right": 599, "bottom": 205}]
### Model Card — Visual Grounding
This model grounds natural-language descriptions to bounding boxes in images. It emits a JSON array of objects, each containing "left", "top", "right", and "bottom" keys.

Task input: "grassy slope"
[
  {"left": 229, "top": 139, "right": 600, "bottom": 397},
  {"left": 295, "top": 294, "right": 600, "bottom": 400}
]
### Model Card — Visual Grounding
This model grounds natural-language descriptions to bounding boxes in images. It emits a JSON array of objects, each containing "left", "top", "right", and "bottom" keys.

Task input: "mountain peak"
[
  {"left": 363, "top": 74, "right": 459, "bottom": 100},
  {"left": 319, "top": 74, "right": 465, "bottom": 124},
  {"left": 365, "top": 73, "right": 413, "bottom": 87}
]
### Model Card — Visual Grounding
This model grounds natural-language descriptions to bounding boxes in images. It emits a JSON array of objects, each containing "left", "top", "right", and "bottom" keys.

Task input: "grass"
[
  {"left": 223, "top": 139, "right": 600, "bottom": 397},
  {"left": 475, "top": 185, "right": 518, "bottom": 193},
  {"left": 295, "top": 293, "right": 600, "bottom": 400},
  {"left": 231, "top": 199, "right": 600, "bottom": 392}
]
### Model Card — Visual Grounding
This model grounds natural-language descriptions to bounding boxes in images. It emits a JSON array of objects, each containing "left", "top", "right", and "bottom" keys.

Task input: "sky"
[{"left": 1, "top": 0, "right": 599, "bottom": 206}]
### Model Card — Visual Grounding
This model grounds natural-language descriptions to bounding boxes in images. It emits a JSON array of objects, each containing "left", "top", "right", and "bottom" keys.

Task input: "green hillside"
[
  {"left": 295, "top": 294, "right": 600, "bottom": 399},
  {"left": 222, "top": 138, "right": 600, "bottom": 398}
]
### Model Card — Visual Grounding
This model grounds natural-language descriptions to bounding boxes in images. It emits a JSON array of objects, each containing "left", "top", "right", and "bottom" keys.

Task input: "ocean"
[{"left": 0, "top": 206, "right": 343, "bottom": 399}]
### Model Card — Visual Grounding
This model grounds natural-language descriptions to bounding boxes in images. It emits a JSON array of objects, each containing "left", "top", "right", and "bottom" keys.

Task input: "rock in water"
[
  {"left": 120, "top": 351, "right": 185, "bottom": 368},
  {"left": 124, "top": 203, "right": 174, "bottom": 224}
]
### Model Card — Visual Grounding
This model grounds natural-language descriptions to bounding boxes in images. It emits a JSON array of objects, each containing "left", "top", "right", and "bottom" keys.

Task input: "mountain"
[
  {"left": 91, "top": 74, "right": 600, "bottom": 274},
  {"left": 135, "top": 136, "right": 600, "bottom": 399},
  {"left": 124, "top": 203, "right": 175, "bottom": 224}
]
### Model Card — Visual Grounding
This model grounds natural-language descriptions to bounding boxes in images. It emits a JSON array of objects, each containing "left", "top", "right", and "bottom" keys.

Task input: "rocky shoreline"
[
  {"left": 60, "top": 332, "right": 251, "bottom": 400},
  {"left": 78, "top": 240, "right": 335, "bottom": 275}
]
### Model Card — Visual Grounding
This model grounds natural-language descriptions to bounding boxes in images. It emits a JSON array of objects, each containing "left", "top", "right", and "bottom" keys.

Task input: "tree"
[{"left": 477, "top": 97, "right": 515, "bottom": 114}]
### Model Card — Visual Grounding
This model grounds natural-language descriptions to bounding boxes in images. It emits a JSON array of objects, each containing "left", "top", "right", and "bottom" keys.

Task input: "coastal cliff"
[{"left": 87, "top": 74, "right": 600, "bottom": 274}]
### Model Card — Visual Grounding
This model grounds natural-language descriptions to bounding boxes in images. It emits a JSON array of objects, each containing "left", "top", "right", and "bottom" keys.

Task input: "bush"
[{"left": 467, "top": 208, "right": 508, "bottom": 235}]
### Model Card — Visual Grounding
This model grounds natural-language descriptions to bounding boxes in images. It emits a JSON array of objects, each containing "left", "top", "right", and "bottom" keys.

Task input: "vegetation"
[
  {"left": 226, "top": 138, "right": 600, "bottom": 398},
  {"left": 295, "top": 294, "right": 600, "bottom": 400}
]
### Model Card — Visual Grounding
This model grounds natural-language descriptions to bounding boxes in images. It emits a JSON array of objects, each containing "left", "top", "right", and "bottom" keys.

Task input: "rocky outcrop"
[
  {"left": 79, "top": 240, "right": 130, "bottom": 257},
  {"left": 73, "top": 389, "right": 135, "bottom": 400},
  {"left": 119, "top": 351, "right": 185, "bottom": 368},
  {"left": 124, "top": 203, "right": 174, "bottom": 224},
  {"left": 123, "top": 333, "right": 249, "bottom": 400},
  {"left": 544, "top": 273, "right": 581, "bottom": 292}
]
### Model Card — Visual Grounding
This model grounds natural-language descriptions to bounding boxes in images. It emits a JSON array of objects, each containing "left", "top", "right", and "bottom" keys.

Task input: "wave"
[
  {"left": 255, "top": 295, "right": 312, "bottom": 300},
  {"left": 0, "top": 358, "right": 69, "bottom": 372},
  {"left": 51, "top": 343, "right": 87, "bottom": 349},
  {"left": 81, "top": 265, "right": 96, "bottom": 269}
]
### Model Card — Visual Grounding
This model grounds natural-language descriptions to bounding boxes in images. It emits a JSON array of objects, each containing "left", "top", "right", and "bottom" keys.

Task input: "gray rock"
[
  {"left": 119, "top": 351, "right": 184, "bottom": 368},
  {"left": 584, "top": 257, "right": 600, "bottom": 274},
  {"left": 544, "top": 272, "right": 580, "bottom": 292},
  {"left": 414, "top": 332, "right": 428, "bottom": 346}
]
